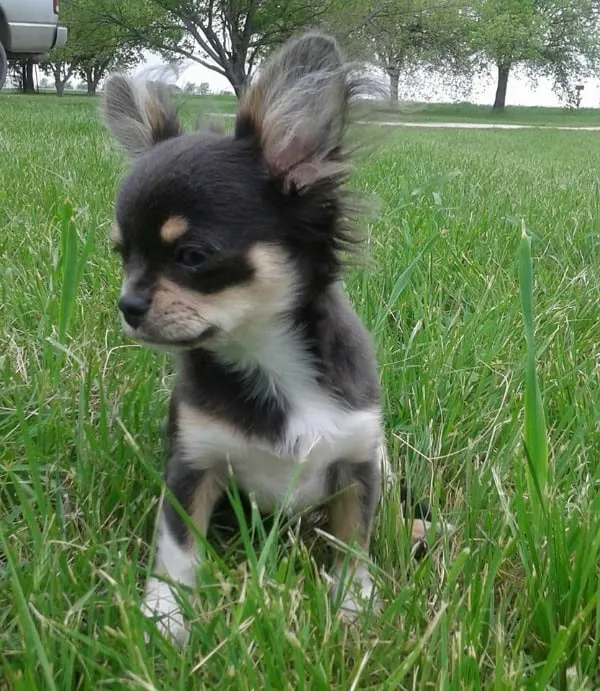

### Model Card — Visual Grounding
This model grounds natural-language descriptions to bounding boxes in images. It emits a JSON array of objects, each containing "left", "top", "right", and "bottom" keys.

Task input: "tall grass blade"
[
  {"left": 56, "top": 202, "right": 93, "bottom": 344},
  {"left": 518, "top": 220, "right": 549, "bottom": 522},
  {"left": 0, "top": 526, "right": 58, "bottom": 691},
  {"left": 373, "top": 232, "right": 439, "bottom": 337}
]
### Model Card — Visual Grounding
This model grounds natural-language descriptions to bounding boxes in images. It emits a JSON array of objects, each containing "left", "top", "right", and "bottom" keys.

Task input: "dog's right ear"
[
  {"left": 102, "top": 75, "right": 182, "bottom": 157},
  {"left": 235, "top": 32, "right": 353, "bottom": 193}
]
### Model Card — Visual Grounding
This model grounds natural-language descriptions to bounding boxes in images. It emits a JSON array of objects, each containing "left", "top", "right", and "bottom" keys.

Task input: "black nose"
[{"left": 118, "top": 293, "right": 149, "bottom": 328}]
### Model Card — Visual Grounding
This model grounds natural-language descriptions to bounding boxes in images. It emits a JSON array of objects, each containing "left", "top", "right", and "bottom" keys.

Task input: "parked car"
[{"left": 0, "top": 0, "right": 67, "bottom": 90}]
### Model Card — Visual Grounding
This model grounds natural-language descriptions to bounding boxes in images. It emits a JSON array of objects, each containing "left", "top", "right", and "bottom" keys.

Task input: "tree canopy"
[
  {"left": 469, "top": 0, "right": 600, "bottom": 109},
  {"left": 83, "top": 0, "right": 338, "bottom": 97},
  {"left": 41, "top": 0, "right": 142, "bottom": 96},
  {"left": 345, "top": 0, "right": 471, "bottom": 102},
  {"left": 27, "top": 0, "right": 600, "bottom": 110}
]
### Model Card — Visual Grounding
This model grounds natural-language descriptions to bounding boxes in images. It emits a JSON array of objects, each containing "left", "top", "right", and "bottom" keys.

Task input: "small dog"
[{"left": 103, "top": 32, "right": 422, "bottom": 644}]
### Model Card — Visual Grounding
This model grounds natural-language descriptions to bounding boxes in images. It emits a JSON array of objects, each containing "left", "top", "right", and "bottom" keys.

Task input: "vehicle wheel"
[{"left": 0, "top": 41, "right": 7, "bottom": 91}]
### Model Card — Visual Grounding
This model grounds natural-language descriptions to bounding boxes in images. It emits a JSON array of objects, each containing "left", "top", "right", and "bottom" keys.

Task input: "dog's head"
[{"left": 103, "top": 32, "right": 362, "bottom": 349}]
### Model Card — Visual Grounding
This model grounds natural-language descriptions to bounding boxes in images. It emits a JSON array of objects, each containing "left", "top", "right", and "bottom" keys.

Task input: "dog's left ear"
[
  {"left": 235, "top": 32, "right": 353, "bottom": 193},
  {"left": 103, "top": 75, "right": 182, "bottom": 157}
]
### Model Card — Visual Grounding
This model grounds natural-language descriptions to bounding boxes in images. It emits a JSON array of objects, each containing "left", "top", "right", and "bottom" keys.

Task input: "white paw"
[
  {"left": 332, "top": 564, "right": 380, "bottom": 620},
  {"left": 142, "top": 576, "right": 189, "bottom": 646}
]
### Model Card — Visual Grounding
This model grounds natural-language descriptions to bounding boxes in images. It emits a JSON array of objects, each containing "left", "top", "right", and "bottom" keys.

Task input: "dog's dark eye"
[{"left": 176, "top": 247, "right": 208, "bottom": 268}]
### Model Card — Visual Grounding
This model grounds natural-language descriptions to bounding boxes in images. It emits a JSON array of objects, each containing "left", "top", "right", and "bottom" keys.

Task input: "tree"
[
  {"left": 77, "top": 40, "right": 140, "bottom": 96},
  {"left": 8, "top": 59, "right": 36, "bottom": 93},
  {"left": 84, "top": 0, "right": 341, "bottom": 97},
  {"left": 351, "top": 0, "right": 471, "bottom": 103},
  {"left": 42, "top": 0, "right": 142, "bottom": 96},
  {"left": 41, "top": 56, "right": 76, "bottom": 96},
  {"left": 470, "top": 0, "right": 600, "bottom": 110}
]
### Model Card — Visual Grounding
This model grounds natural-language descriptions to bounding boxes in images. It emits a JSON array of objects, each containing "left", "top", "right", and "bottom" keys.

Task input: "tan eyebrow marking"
[
  {"left": 160, "top": 216, "right": 188, "bottom": 243},
  {"left": 111, "top": 223, "right": 123, "bottom": 246}
]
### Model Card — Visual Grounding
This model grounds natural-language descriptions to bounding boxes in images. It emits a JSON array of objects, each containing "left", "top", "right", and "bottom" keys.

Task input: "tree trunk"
[
  {"left": 230, "top": 75, "right": 245, "bottom": 99},
  {"left": 23, "top": 60, "right": 35, "bottom": 93},
  {"left": 56, "top": 79, "right": 65, "bottom": 97},
  {"left": 387, "top": 67, "right": 400, "bottom": 104},
  {"left": 88, "top": 62, "right": 108, "bottom": 96},
  {"left": 493, "top": 63, "right": 510, "bottom": 111},
  {"left": 227, "top": 61, "right": 249, "bottom": 99},
  {"left": 83, "top": 67, "right": 95, "bottom": 96}
]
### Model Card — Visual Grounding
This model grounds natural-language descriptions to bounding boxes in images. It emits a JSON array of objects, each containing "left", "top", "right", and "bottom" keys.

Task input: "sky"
[{"left": 137, "top": 50, "right": 600, "bottom": 108}]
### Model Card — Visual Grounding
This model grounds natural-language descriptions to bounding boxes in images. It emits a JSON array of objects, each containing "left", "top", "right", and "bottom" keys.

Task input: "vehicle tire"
[{"left": 0, "top": 41, "right": 7, "bottom": 91}]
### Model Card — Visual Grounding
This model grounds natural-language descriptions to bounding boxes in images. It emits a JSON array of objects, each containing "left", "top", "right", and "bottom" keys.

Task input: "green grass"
[
  {"left": 6, "top": 90, "right": 600, "bottom": 126},
  {"left": 354, "top": 101, "right": 600, "bottom": 127},
  {"left": 183, "top": 93, "right": 600, "bottom": 127},
  {"left": 1, "top": 94, "right": 599, "bottom": 689},
  {"left": 189, "top": 94, "right": 600, "bottom": 127}
]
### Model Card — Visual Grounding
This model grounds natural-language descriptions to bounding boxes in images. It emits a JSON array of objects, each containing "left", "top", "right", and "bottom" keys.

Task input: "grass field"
[
  {"left": 7, "top": 89, "right": 600, "bottom": 126},
  {"left": 1, "top": 93, "right": 599, "bottom": 689}
]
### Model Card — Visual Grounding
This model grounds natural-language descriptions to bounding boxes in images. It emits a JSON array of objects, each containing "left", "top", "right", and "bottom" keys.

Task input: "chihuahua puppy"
[{"left": 103, "top": 32, "right": 395, "bottom": 644}]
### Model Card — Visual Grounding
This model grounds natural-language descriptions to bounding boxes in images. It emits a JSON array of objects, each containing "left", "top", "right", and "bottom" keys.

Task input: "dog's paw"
[
  {"left": 332, "top": 564, "right": 380, "bottom": 621},
  {"left": 410, "top": 517, "right": 455, "bottom": 560},
  {"left": 142, "top": 576, "right": 189, "bottom": 646}
]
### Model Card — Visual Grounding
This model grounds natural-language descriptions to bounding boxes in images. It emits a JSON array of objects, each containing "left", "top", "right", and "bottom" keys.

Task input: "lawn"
[
  {"left": 1, "top": 94, "right": 599, "bottom": 689},
  {"left": 9, "top": 89, "right": 600, "bottom": 126},
  {"left": 181, "top": 93, "right": 600, "bottom": 127},
  {"left": 353, "top": 101, "right": 600, "bottom": 127},
  {"left": 188, "top": 94, "right": 600, "bottom": 127}
]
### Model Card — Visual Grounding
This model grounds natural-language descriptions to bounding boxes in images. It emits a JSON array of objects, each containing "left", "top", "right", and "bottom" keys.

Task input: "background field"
[
  {"left": 6, "top": 90, "right": 600, "bottom": 127},
  {"left": 1, "top": 94, "right": 599, "bottom": 689}
]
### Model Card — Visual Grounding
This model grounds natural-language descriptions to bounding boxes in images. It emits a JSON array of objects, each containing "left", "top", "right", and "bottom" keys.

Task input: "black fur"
[
  {"left": 177, "top": 349, "right": 290, "bottom": 444},
  {"left": 163, "top": 458, "right": 207, "bottom": 546},
  {"left": 113, "top": 131, "right": 356, "bottom": 300},
  {"left": 293, "top": 284, "right": 380, "bottom": 410}
]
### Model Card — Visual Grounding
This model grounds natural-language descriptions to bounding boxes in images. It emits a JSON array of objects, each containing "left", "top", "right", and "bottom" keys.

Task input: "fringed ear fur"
[
  {"left": 236, "top": 32, "right": 364, "bottom": 193},
  {"left": 102, "top": 74, "right": 182, "bottom": 157}
]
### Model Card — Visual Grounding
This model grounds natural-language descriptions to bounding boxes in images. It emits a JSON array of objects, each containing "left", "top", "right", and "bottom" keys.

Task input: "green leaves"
[
  {"left": 345, "top": 0, "right": 473, "bottom": 102},
  {"left": 471, "top": 0, "right": 600, "bottom": 106},
  {"left": 42, "top": 0, "right": 144, "bottom": 92}
]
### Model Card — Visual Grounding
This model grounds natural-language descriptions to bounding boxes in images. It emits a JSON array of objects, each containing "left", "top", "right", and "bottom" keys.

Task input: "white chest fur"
[
  {"left": 176, "top": 318, "right": 384, "bottom": 512},
  {"left": 178, "top": 400, "right": 382, "bottom": 513}
]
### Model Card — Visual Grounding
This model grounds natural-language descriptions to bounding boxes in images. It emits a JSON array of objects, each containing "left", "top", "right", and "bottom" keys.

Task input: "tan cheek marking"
[
  {"left": 160, "top": 216, "right": 188, "bottom": 243},
  {"left": 152, "top": 277, "right": 241, "bottom": 326},
  {"left": 150, "top": 244, "right": 296, "bottom": 329},
  {"left": 111, "top": 223, "right": 123, "bottom": 247}
]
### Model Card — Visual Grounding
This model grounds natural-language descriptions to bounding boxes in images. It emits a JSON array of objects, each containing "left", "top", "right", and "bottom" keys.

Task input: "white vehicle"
[{"left": 0, "top": 0, "right": 67, "bottom": 89}]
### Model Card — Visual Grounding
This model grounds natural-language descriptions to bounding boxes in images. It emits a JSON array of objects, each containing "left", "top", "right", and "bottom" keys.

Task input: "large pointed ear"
[
  {"left": 102, "top": 74, "right": 182, "bottom": 157},
  {"left": 236, "top": 32, "right": 357, "bottom": 193}
]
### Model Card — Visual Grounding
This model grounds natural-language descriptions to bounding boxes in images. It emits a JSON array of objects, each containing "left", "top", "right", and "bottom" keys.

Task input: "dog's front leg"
[
  {"left": 143, "top": 460, "right": 223, "bottom": 644},
  {"left": 326, "top": 460, "right": 381, "bottom": 617}
]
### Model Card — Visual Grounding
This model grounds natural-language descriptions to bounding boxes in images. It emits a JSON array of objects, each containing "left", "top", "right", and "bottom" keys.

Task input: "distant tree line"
[{"left": 9, "top": 0, "right": 600, "bottom": 110}]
